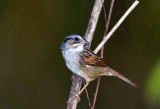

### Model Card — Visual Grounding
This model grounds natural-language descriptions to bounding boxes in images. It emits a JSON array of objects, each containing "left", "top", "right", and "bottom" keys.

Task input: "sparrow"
[{"left": 60, "top": 35, "right": 138, "bottom": 96}]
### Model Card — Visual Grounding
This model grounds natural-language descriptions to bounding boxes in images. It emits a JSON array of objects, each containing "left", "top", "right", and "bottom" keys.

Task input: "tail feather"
[
  {"left": 115, "top": 72, "right": 138, "bottom": 87},
  {"left": 107, "top": 67, "right": 138, "bottom": 87}
]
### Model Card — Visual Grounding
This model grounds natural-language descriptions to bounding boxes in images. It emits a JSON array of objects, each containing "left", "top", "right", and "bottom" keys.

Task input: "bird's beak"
[{"left": 83, "top": 40, "right": 90, "bottom": 48}]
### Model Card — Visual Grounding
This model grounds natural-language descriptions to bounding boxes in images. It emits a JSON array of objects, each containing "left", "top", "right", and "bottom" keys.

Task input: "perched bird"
[{"left": 60, "top": 35, "right": 138, "bottom": 96}]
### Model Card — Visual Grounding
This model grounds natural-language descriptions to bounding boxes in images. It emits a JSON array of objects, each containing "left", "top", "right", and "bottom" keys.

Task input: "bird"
[{"left": 60, "top": 34, "right": 138, "bottom": 98}]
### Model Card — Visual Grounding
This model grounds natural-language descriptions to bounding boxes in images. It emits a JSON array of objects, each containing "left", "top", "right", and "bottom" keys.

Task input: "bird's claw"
[{"left": 67, "top": 94, "right": 80, "bottom": 103}]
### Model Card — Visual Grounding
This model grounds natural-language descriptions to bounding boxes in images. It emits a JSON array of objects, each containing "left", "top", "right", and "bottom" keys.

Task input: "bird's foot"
[{"left": 67, "top": 94, "right": 80, "bottom": 103}]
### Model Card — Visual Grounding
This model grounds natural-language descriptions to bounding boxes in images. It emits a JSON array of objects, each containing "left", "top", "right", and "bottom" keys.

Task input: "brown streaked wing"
[{"left": 80, "top": 49, "right": 106, "bottom": 67}]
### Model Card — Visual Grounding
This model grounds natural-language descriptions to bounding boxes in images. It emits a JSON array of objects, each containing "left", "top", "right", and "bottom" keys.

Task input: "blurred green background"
[{"left": 0, "top": 0, "right": 159, "bottom": 109}]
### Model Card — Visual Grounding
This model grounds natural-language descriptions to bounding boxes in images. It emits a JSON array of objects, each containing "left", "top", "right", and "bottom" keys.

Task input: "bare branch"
[
  {"left": 91, "top": 0, "right": 115, "bottom": 108},
  {"left": 85, "top": 0, "right": 104, "bottom": 43},
  {"left": 94, "top": 0, "right": 139, "bottom": 54},
  {"left": 67, "top": 0, "right": 104, "bottom": 109}
]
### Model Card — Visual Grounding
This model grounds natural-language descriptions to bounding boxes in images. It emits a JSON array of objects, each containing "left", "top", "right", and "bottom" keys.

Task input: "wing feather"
[{"left": 80, "top": 49, "right": 106, "bottom": 67}]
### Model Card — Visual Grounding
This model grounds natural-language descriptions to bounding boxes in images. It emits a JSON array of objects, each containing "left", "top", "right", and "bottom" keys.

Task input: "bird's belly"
[{"left": 66, "top": 61, "right": 88, "bottom": 80}]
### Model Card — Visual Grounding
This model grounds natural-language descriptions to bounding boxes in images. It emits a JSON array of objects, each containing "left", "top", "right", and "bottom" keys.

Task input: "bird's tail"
[{"left": 106, "top": 67, "right": 138, "bottom": 87}]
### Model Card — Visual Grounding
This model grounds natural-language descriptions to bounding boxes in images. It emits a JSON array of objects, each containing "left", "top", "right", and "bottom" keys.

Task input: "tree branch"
[
  {"left": 85, "top": 0, "right": 105, "bottom": 43},
  {"left": 91, "top": 0, "right": 115, "bottom": 108},
  {"left": 67, "top": 0, "right": 104, "bottom": 109}
]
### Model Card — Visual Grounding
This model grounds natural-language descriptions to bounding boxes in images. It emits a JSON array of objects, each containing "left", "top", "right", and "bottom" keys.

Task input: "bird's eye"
[{"left": 75, "top": 37, "right": 80, "bottom": 42}]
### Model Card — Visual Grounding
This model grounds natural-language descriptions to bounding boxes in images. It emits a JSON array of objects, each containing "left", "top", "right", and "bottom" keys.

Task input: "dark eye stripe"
[{"left": 63, "top": 38, "right": 73, "bottom": 43}]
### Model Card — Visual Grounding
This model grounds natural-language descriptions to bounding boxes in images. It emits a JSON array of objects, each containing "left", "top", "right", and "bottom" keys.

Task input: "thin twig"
[
  {"left": 91, "top": 0, "right": 115, "bottom": 109},
  {"left": 94, "top": 0, "right": 139, "bottom": 54},
  {"left": 67, "top": 0, "right": 104, "bottom": 109},
  {"left": 83, "top": 82, "right": 92, "bottom": 108},
  {"left": 101, "top": 0, "right": 115, "bottom": 55},
  {"left": 100, "top": 3, "right": 107, "bottom": 56},
  {"left": 104, "top": 0, "right": 115, "bottom": 34},
  {"left": 91, "top": 77, "right": 101, "bottom": 109}
]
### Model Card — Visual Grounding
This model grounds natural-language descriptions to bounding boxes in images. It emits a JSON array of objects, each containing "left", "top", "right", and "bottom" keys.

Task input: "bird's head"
[{"left": 60, "top": 35, "right": 90, "bottom": 51}]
